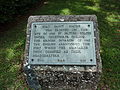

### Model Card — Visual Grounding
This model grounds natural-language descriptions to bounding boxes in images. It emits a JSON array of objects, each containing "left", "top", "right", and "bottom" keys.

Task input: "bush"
[{"left": 0, "top": 0, "right": 40, "bottom": 23}]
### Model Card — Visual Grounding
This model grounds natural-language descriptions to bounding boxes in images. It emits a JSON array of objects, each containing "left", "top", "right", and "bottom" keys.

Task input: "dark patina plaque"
[{"left": 28, "top": 22, "right": 96, "bottom": 65}]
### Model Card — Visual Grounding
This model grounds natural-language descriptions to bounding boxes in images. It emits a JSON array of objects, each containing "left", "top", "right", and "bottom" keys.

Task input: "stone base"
[{"left": 24, "top": 15, "right": 102, "bottom": 90}]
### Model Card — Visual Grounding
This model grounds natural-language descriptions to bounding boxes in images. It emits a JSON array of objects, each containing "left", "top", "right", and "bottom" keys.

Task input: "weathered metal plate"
[{"left": 28, "top": 22, "right": 96, "bottom": 65}]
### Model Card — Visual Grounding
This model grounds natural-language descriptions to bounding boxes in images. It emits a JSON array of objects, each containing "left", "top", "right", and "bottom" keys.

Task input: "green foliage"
[{"left": 0, "top": 0, "right": 40, "bottom": 23}]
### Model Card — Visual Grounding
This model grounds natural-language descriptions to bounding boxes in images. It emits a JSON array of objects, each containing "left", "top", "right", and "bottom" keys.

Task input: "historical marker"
[
  {"left": 29, "top": 22, "right": 96, "bottom": 65},
  {"left": 24, "top": 15, "right": 102, "bottom": 90}
]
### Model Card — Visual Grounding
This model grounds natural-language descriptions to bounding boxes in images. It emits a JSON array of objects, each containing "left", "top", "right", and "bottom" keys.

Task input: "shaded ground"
[{"left": 0, "top": 0, "right": 120, "bottom": 89}]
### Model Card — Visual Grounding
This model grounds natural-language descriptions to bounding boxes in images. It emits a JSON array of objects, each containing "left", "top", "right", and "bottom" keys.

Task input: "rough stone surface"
[{"left": 24, "top": 15, "right": 102, "bottom": 90}]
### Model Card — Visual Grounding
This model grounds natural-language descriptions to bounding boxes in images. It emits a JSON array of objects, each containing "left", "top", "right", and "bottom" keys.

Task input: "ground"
[{"left": 0, "top": 0, "right": 120, "bottom": 89}]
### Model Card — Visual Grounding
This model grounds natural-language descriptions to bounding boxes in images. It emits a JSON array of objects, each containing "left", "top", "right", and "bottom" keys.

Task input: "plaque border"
[{"left": 28, "top": 21, "right": 97, "bottom": 65}]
